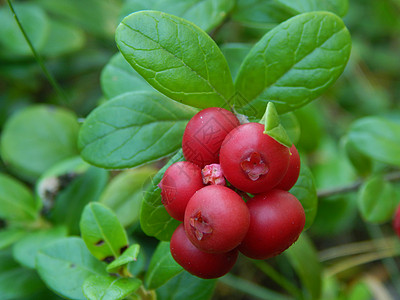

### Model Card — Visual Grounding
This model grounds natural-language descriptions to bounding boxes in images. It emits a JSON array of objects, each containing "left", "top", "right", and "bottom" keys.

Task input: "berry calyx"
[{"left": 202, "top": 163, "right": 226, "bottom": 186}]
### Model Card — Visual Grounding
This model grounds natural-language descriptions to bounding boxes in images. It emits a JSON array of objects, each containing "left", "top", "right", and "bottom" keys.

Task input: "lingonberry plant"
[{"left": 2, "top": 0, "right": 400, "bottom": 299}]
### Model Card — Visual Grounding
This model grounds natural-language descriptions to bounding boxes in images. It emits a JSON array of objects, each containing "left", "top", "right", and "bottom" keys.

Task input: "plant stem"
[
  {"left": 317, "top": 171, "right": 400, "bottom": 198},
  {"left": 7, "top": 0, "right": 68, "bottom": 104}
]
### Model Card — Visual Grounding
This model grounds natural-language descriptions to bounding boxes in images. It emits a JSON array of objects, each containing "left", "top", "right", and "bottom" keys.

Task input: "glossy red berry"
[
  {"left": 275, "top": 144, "right": 301, "bottom": 191},
  {"left": 170, "top": 224, "right": 238, "bottom": 279},
  {"left": 220, "top": 123, "right": 290, "bottom": 194},
  {"left": 393, "top": 204, "right": 400, "bottom": 238},
  {"left": 239, "top": 189, "right": 305, "bottom": 260},
  {"left": 182, "top": 107, "right": 240, "bottom": 168},
  {"left": 184, "top": 185, "right": 250, "bottom": 253},
  {"left": 159, "top": 161, "right": 204, "bottom": 221}
]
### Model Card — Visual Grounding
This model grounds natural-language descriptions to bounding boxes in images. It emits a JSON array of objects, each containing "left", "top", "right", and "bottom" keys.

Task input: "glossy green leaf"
[
  {"left": 348, "top": 116, "right": 400, "bottom": 167},
  {"left": 0, "top": 105, "right": 80, "bottom": 182},
  {"left": 80, "top": 203, "right": 128, "bottom": 263},
  {"left": 83, "top": 275, "right": 141, "bottom": 300},
  {"left": 50, "top": 166, "right": 109, "bottom": 235},
  {"left": 290, "top": 162, "right": 318, "bottom": 230},
  {"left": 235, "top": 12, "right": 351, "bottom": 117},
  {"left": 260, "top": 102, "right": 292, "bottom": 147},
  {"left": 100, "top": 167, "right": 156, "bottom": 227},
  {"left": 12, "top": 226, "right": 68, "bottom": 269},
  {"left": 140, "top": 150, "right": 183, "bottom": 241},
  {"left": 79, "top": 91, "right": 197, "bottom": 169},
  {"left": 145, "top": 242, "right": 183, "bottom": 290},
  {"left": 358, "top": 176, "right": 398, "bottom": 224},
  {"left": 106, "top": 244, "right": 140, "bottom": 273},
  {"left": 343, "top": 137, "right": 373, "bottom": 176},
  {"left": 0, "top": 3, "right": 49, "bottom": 58},
  {"left": 0, "top": 229, "right": 26, "bottom": 250},
  {"left": 0, "top": 173, "right": 39, "bottom": 222},
  {"left": 101, "top": 53, "right": 155, "bottom": 99},
  {"left": 0, "top": 250, "right": 44, "bottom": 300},
  {"left": 116, "top": 11, "right": 235, "bottom": 109},
  {"left": 121, "top": 0, "right": 234, "bottom": 32},
  {"left": 285, "top": 234, "right": 322, "bottom": 300},
  {"left": 220, "top": 43, "right": 252, "bottom": 82},
  {"left": 36, "top": 237, "right": 108, "bottom": 300},
  {"left": 280, "top": 112, "right": 301, "bottom": 145}
]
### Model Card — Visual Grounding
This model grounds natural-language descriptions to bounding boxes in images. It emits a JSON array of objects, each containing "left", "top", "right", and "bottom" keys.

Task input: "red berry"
[
  {"left": 275, "top": 144, "right": 301, "bottom": 191},
  {"left": 220, "top": 123, "right": 290, "bottom": 194},
  {"left": 182, "top": 107, "right": 240, "bottom": 168},
  {"left": 393, "top": 204, "right": 400, "bottom": 238},
  {"left": 184, "top": 185, "right": 250, "bottom": 253},
  {"left": 159, "top": 161, "right": 204, "bottom": 221},
  {"left": 239, "top": 189, "right": 305, "bottom": 260},
  {"left": 170, "top": 224, "right": 238, "bottom": 279}
]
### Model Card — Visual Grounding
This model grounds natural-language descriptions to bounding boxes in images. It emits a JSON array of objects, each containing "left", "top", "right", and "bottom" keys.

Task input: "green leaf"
[
  {"left": 220, "top": 43, "right": 253, "bottom": 82},
  {"left": 116, "top": 11, "right": 234, "bottom": 109},
  {"left": 157, "top": 271, "right": 216, "bottom": 300},
  {"left": 285, "top": 233, "right": 322, "bottom": 300},
  {"left": 0, "top": 173, "right": 39, "bottom": 222},
  {"left": 79, "top": 91, "right": 197, "bottom": 169},
  {"left": 290, "top": 162, "right": 318, "bottom": 230},
  {"left": 234, "top": 12, "right": 351, "bottom": 117},
  {"left": 83, "top": 274, "right": 142, "bottom": 300},
  {"left": 80, "top": 203, "right": 129, "bottom": 263},
  {"left": 0, "top": 250, "right": 44, "bottom": 300},
  {"left": 106, "top": 244, "right": 140, "bottom": 273},
  {"left": 145, "top": 242, "right": 183, "bottom": 290},
  {"left": 280, "top": 112, "right": 301, "bottom": 145},
  {"left": 348, "top": 116, "right": 400, "bottom": 167},
  {"left": 0, "top": 105, "right": 80, "bottom": 182},
  {"left": 12, "top": 226, "right": 68, "bottom": 269},
  {"left": 260, "top": 102, "right": 292, "bottom": 147},
  {"left": 278, "top": 0, "right": 349, "bottom": 17},
  {"left": 36, "top": 237, "right": 108, "bottom": 300},
  {"left": 122, "top": 0, "right": 234, "bottom": 32},
  {"left": 100, "top": 168, "right": 157, "bottom": 227},
  {"left": 0, "top": 3, "right": 49, "bottom": 58},
  {"left": 342, "top": 137, "right": 373, "bottom": 176},
  {"left": 358, "top": 176, "right": 398, "bottom": 224},
  {"left": 101, "top": 53, "right": 155, "bottom": 99},
  {"left": 140, "top": 150, "right": 184, "bottom": 241},
  {"left": 0, "top": 229, "right": 27, "bottom": 250}
]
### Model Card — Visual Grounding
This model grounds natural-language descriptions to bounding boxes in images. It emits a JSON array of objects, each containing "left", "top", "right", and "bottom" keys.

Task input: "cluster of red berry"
[{"left": 159, "top": 107, "right": 306, "bottom": 279}]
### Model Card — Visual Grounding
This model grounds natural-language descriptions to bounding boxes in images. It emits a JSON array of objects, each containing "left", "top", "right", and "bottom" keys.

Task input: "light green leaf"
[
  {"left": 79, "top": 91, "right": 197, "bottom": 169},
  {"left": 36, "top": 237, "right": 108, "bottom": 300},
  {"left": 140, "top": 150, "right": 183, "bottom": 241},
  {"left": 235, "top": 12, "right": 351, "bottom": 117},
  {"left": 106, "top": 244, "right": 140, "bottom": 273},
  {"left": 101, "top": 53, "right": 155, "bottom": 99},
  {"left": 290, "top": 162, "right": 318, "bottom": 230},
  {"left": 285, "top": 234, "right": 322, "bottom": 300},
  {"left": 116, "top": 11, "right": 234, "bottom": 109},
  {"left": 145, "top": 242, "right": 183, "bottom": 290},
  {"left": 0, "top": 229, "right": 27, "bottom": 250},
  {"left": 260, "top": 102, "right": 292, "bottom": 147},
  {"left": 80, "top": 203, "right": 129, "bottom": 263},
  {"left": 12, "top": 226, "right": 68, "bottom": 269},
  {"left": 358, "top": 176, "right": 398, "bottom": 224},
  {"left": 0, "top": 105, "right": 80, "bottom": 182},
  {"left": 348, "top": 116, "right": 400, "bottom": 167},
  {"left": 83, "top": 275, "right": 141, "bottom": 300},
  {"left": 0, "top": 173, "right": 39, "bottom": 222},
  {"left": 100, "top": 168, "right": 156, "bottom": 227}
]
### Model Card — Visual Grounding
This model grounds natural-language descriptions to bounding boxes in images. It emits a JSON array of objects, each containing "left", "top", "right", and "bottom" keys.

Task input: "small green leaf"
[
  {"left": 0, "top": 229, "right": 27, "bottom": 250},
  {"left": 83, "top": 274, "right": 141, "bottom": 300},
  {"left": 290, "top": 162, "right": 318, "bottom": 230},
  {"left": 0, "top": 173, "right": 39, "bottom": 222},
  {"left": 36, "top": 237, "right": 108, "bottom": 300},
  {"left": 79, "top": 91, "right": 197, "bottom": 169},
  {"left": 260, "top": 102, "right": 292, "bottom": 147},
  {"left": 101, "top": 53, "right": 155, "bottom": 99},
  {"left": 145, "top": 242, "right": 183, "bottom": 290},
  {"left": 106, "top": 244, "right": 140, "bottom": 273},
  {"left": 140, "top": 150, "right": 183, "bottom": 241},
  {"left": 100, "top": 167, "right": 156, "bottom": 227},
  {"left": 358, "top": 176, "right": 398, "bottom": 224},
  {"left": 343, "top": 137, "right": 373, "bottom": 176},
  {"left": 116, "top": 11, "right": 234, "bottom": 109},
  {"left": 235, "top": 12, "right": 351, "bottom": 117},
  {"left": 0, "top": 105, "right": 80, "bottom": 182},
  {"left": 285, "top": 233, "right": 322, "bottom": 300},
  {"left": 0, "top": 250, "right": 44, "bottom": 300},
  {"left": 80, "top": 203, "right": 129, "bottom": 263},
  {"left": 12, "top": 226, "right": 68, "bottom": 269},
  {"left": 348, "top": 116, "right": 400, "bottom": 167}
]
